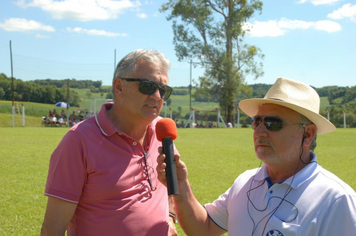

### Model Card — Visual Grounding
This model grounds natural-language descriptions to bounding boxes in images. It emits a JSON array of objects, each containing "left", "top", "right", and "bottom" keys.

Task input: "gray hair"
[
  {"left": 113, "top": 49, "right": 171, "bottom": 79},
  {"left": 299, "top": 115, "right": 317, "bottom": 151}
]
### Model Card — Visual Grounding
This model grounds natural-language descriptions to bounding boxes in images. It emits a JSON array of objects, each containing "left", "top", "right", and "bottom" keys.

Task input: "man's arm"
[
  {"left": 157, "top": 149, "right": 226, "bottom": 236},
  {"left": 41, "top": 197, "right": 77, "bottom": 236},
  {"left": 174, "top": 178, "right": 226, "bottom": 236},
  {"left": 168, "top": 196, "right": 178, "bottom": 236}
]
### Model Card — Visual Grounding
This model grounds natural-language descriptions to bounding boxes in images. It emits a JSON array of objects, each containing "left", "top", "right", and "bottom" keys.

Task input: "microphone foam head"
[{"left": 156, "top": 118, "right": 177, "bottom": 141}]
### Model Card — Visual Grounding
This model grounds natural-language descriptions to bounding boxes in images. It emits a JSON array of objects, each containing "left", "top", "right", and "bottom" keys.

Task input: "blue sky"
[{"left": 0, "top": 0, "right": 355, "bottom": 88}]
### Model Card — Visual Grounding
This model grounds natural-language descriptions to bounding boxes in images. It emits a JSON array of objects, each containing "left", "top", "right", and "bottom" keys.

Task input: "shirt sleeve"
[
  {"left": 204, "top": 188, "right": 230, "bottom": 231},
  {"left": 44, "top": 130, "right": 87, "bottom": 203},
  {"left": 319, "top": 193, "right": 356, "bottom": 236}
]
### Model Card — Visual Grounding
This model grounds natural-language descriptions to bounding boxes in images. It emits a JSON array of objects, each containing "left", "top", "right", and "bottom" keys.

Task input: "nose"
[
  {"left": 253, "top": 120, "right": 268, "bottom": 137},
  {"left": 149, "top": 88, "right": 162, "bottom": 100}
]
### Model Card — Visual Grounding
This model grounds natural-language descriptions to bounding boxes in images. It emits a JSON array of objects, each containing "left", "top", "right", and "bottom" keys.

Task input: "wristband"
[{"left": 169, "top": 211, "right": 177, "bottom": 224}]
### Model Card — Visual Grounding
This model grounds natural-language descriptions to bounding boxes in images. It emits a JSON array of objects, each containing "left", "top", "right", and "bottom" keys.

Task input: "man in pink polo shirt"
[{"left": 41, "top": 49, "right": 178, "bottom": 236}]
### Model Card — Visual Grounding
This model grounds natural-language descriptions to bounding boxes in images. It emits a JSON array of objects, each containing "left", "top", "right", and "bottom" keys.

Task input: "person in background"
[
  {"left": 42, "top": 115, "right": 50, "bottom": 126},
  {"left": 84, "top": 111, "right": 90, "bottom": 120},
  {"left": 57, "top": 116, "right": 67, "bottom": 126},
  {"left": 41, "top": 49, "right": 178, "bottom": 236},
  {"left": 157, "top": 77, "right": 356, "bottom": 236},
  {"left": 69, "top": 111, "right": 78, "bottom": 126},
  {"left": 60, "top": 109, "right": 67, "bottom": 119},
  {"left": 78, "top": 111, "right": 84, "bottom": 121},
  {"left": 49, "top": 114, "right": 57, "bottom": 127},
  {"left": 52, "top": 109, "right": 57, "bottom": 117}
]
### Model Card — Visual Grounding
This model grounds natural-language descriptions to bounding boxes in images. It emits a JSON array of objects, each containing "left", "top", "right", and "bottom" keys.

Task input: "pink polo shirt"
[{"left": 45, "top": 103, "right": 172, "bottom": 235}]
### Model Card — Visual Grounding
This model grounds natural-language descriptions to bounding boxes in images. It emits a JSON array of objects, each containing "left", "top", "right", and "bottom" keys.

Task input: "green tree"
[
  {"left": 342, "top": 86, "right": 356, "bottom": 104},
  {"left": 86, "top": 91, "right": 93, "bottom": 99},
  {"left": 106, "top": 93, "right": 113, "bottom": 100},
  {"left": 251, "top": 83, "right": 270, "bottom": 98},
  {"left": 0, "top": 87, "right": 5, "bottom": 99},
  {"left": 161, "top": 0, "right": 264, "bottom": 123},
  {"left": 0, "top": 73, "right": 12, "bottom": 100},
  {"left": 178, "top": 106, "right": 182, "bottom": 117},
  {"left": 328, "top": 88, "right": 346, "bottom": 105},
  {"left": 315, "top": 86, "right": 340, "bottom": 97}
]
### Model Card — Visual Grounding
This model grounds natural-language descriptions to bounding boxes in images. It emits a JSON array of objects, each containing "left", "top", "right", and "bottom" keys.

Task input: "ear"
[
  {"left": 112, "top": 77, "right": 123, "bottom": 97},
  {"left": 303, "top": 123, "right": 317, "bottom": 147}
]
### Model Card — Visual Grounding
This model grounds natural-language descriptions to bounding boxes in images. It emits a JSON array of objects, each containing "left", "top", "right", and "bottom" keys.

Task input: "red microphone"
[{"left": 156, "top": 118, "right": 179, "bottom": 195}]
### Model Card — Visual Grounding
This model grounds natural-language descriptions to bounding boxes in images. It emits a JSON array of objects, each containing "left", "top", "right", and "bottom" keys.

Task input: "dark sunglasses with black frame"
[
  {"left": 252, "top": 116, "right": 308, "bottom": 132},
  {"left": 120, "top": 78, "right": 173, "bottom": 101}
]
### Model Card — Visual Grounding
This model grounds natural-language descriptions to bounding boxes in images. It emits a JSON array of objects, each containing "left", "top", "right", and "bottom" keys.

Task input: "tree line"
[
  {"left": 32, "top": 78, "right": 102, "bottom": 89},
  {"left": 0, "top": 73, "right": 82, "bottom": 107},
  {"left": 187, "top": 83, "right": 356, "bottom": 128},
  {"left": 1, "top": 73, "right": 355, "bottom": 127}
]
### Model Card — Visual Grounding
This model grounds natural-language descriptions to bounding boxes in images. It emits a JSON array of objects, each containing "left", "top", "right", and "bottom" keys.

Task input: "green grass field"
[{"left": 0, "top": 127, "right": 355, "bottom": 235}]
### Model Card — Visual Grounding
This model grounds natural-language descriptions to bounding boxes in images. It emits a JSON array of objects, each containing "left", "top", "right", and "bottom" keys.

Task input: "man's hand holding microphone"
[{"left": 155, "top": 118, "right": 188, "bottom": 195}]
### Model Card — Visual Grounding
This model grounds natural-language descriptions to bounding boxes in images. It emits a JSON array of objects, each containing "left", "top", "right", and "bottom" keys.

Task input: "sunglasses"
[
  {"left": 121, "top": 78, "right": 173, "bottom": 101},
  {"left": 252, "top": 116, "right": 305, "bottom": 132}
]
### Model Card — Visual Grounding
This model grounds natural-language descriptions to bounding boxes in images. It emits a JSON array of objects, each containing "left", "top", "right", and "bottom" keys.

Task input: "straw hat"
[{"left": 238, "top": 77, "right": 336, "bottom": 134}]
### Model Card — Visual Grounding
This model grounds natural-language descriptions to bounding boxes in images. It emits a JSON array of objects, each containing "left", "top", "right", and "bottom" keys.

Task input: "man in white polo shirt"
[{"left": 157, "top": 77, "right": 356, "bottom": 236}]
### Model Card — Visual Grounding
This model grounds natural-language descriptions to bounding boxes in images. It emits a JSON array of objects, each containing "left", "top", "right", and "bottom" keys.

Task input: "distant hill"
[{"left": 1, "top": 74, "right": 355, "bottom": 127}]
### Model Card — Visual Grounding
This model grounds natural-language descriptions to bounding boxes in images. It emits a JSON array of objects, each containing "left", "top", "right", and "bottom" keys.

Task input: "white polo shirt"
[{"left": 205, "top": 153, "right": 356, "bottom": 236}]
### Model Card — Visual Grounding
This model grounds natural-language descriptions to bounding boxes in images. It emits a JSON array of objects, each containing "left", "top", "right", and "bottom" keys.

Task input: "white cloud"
[
  {"left": 16, "top": 0, "right": 141, "bottom": 21},
  {"left": 297, "top": 0, "right": 340, "bottom": 5},
  {"left": 314, "top": 20, "right": 342, "bottom": 32},
  {"left": 137, "top": 13, "right": 148, "bottom": 18},
  {"left": 279, "top": 18, "right": 341, "bottom": 32},
  {"left": 243, "top": 21, "right": 285, "bottom": 37},
  {"left": 244, "top": 18, "right": 341, "bottom": 37},
  {"left": 66, "top": 27, "right": 128, "bottom": 37},
  {"left": 328, "top": 3, "right": 356, "bottom": 20},
  {"left": 278, "top": 19, "right": 314, "bottom": 30},
  {"left": 36, "top": 33, "right": 51, "bottom": 38},
  {"left": 0, "top": 18, "right": 55, "bottom": 32}
]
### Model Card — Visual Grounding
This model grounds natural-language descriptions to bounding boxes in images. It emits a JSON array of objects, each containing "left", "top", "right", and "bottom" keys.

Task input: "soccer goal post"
[
  {"left": 93, "top": 98, "right": 113, "bottom": 114},
  {"left": 185, "top": 109, "right": 227, "bottom": 128}
]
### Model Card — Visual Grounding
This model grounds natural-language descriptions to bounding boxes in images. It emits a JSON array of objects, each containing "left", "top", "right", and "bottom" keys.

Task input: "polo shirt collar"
[
  {"left": 253, "top": 152, "right": 319, "bottom": 189},
  {"left": 95, "top": 102, "right": 120, "bottom": 137}
]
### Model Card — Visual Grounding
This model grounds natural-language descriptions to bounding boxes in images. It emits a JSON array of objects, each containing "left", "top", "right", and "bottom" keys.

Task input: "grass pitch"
[{"left": 0, "top": 127, "right": 355, "bottom": 235}]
